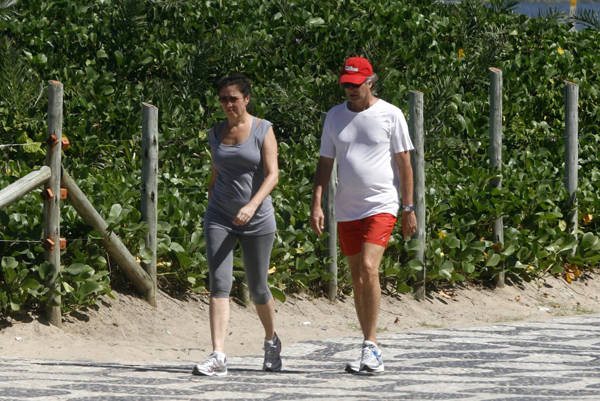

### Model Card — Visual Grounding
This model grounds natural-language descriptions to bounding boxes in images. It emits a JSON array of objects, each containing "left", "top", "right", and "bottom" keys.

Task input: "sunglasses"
[
  {"left": 341, "top": 82, "right": 364, "bottom": 89},
  {"left": 218, "top": 95, "right": 242, "bottom": 104}
]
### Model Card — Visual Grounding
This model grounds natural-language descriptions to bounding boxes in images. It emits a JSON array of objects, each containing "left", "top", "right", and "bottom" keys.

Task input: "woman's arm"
[{"left": 233, "top": 126, "right": 279, "bottom": 226}]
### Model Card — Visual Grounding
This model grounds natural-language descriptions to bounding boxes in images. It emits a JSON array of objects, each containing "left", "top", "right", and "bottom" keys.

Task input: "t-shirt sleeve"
[
  {"left": 391, "top": 109, "right": 414, "bottom": 153},
  {"left": 319, "top": 114, "right": 336, "bottom": 158}
]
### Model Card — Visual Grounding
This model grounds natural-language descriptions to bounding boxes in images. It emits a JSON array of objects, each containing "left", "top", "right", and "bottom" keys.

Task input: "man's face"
[{"left": 342, "top": 81, "right": 371, "bottom": 104}]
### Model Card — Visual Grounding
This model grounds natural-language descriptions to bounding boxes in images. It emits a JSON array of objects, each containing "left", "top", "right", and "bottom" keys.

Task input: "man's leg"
[{"left": 347, "top": 242, "right": 386, "bottom": 343}]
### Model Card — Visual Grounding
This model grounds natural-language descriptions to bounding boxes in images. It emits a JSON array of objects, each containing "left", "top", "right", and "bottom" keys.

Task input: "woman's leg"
[
  {"left": 205, "top": 227, "right": 237, "bottom": 352},
  {"left": 239, "top": 232, "right": 276, "bottom": 339}
]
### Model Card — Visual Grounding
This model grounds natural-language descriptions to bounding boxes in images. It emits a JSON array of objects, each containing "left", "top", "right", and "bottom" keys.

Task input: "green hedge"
[{"left": 1, "top": 0, "right": 599, "bottom": 314}]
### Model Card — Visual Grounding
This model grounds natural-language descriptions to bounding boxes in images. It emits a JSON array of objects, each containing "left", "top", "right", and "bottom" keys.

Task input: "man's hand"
[
  {"left": 401, "top": 210, "right": 417, "bottom": 240},
  {"left": 310, "top": 207, "right": 325, "bottom": 236}
]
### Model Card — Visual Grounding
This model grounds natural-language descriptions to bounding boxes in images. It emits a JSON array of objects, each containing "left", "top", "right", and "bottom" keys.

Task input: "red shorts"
[{"left": 337, "top": 213, "right": 397, "bottom": 256}]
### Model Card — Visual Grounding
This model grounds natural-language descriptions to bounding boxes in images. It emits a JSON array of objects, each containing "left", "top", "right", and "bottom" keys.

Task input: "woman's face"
[{"left": 218, "top": 85, "right": 249, "bottom": 118}]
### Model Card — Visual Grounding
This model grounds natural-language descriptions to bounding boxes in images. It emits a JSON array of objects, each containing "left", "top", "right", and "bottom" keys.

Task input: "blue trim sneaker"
[
  {"left": 360, "top": 341, "right": 384, "bottom": 373},
  {"left": 192, "top": 352, "right": 227, "bottom": 376},
  {"left": 346, "top": 341, "right": 384, "bottom": 374},
  {"left": 263, "top": 333, "right": 282, "bottom": 372}
]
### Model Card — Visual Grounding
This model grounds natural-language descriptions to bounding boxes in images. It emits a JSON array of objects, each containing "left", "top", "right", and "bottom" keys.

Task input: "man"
[{"left": 310, "top": 56, "right": 417, "bottom": 374}]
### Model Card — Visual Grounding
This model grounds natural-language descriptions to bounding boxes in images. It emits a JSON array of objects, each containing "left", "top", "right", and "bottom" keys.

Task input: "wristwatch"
[{"left": 402, "top": 204, "right": 415, "bottom": 213}]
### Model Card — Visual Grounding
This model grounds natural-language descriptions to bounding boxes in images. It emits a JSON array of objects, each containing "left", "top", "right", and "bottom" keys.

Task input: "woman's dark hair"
[{"left": 216, "top": 73, "right": 251, "bottom": 97}]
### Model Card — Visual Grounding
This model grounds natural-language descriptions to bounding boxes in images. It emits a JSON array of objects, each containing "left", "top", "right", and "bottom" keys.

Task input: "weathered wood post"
[
  {"left": 62, "top": 168, "right": 154, "bottom": 299},
  {"left": 43, "top": 80, "right": 63, "bottom": 326},
  {"left": 489, "top": 67, "right": 505, "bottom": 288},
  {"left": 0, "top": 167, "right": 51, "bottom": 209},
  {"left": 564, "top": 81, "right": 579, "bottom": 236},
  {"left": 141, "top": 103, "right": 158, "bottom": 307},
  {"left": 324, "top": 161, "right": 338, "bottom": 301},
  {"left": 409, "top": 91, "right": 426, "bottom": 300}
]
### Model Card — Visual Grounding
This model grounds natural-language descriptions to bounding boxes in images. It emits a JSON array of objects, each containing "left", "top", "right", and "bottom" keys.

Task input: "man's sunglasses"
[{"left": 341, "top": 82, "right": 364, "bottom": 89}]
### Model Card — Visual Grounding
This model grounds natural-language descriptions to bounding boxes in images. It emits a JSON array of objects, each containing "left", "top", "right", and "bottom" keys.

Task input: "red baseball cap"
[{"left": 339, "top": 56, "right": 373, "bottom": 85}]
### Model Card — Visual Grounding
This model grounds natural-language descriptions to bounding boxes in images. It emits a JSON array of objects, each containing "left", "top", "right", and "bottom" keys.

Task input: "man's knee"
[{"left": 361, "top": 258, "right": 381, "bottom": 275}]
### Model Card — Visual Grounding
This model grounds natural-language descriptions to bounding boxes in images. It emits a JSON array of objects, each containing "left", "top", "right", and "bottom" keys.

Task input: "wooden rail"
[{"left": 0, "top": 166, "right": 51, "bottom": 209}]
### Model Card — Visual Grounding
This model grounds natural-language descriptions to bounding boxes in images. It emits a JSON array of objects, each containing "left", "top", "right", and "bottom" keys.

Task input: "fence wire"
[{"left": 0, "top": 143, "right": 43, "bottom": 149}]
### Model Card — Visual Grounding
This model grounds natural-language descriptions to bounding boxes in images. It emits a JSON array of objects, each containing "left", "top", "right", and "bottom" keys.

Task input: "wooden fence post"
[
  {"left": 564, "top": 81, "right": 579, "bottom": 236},
  {"left": 489, "top": 67, "right": 505, "bottom": 288},
  {"left": 62, "top": 168, "right": 154, "bottom": 299},
  {"left": 324, "top": 161, "right": 338, "bottom": 301},
  {"left": 141, "top": 103, "right": 158, "bottom": 306},
  {"left": 319, "top": 112, "right": 338, "bottom": 301},
  {"left": 44, "top": 80, "right": 63, "bottom": 327},
  {"left": 409, "top": 91, "right": 426, "bottom": 300},
  {"left": 0, "top": 166, "right": 51, "bottom": 209}
]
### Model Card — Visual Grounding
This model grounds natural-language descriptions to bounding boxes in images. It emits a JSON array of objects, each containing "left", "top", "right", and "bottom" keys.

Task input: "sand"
[{"left": 1, "top": 274, "right": 599, "bottom": 364}]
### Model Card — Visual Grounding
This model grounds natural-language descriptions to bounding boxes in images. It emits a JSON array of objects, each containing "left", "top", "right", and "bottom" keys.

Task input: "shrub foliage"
[{"left": 1, "top": 0, "right": 599, "bottom": 314}]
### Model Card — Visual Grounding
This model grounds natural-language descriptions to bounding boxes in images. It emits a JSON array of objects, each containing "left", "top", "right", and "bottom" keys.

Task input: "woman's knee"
[{"left": 250, "top": 289, "right": 272, "bottom": 305}]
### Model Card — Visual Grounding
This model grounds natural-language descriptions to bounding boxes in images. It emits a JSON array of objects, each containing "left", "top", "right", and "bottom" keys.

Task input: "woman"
[{"left": 193, "top": 73, "right": 281, "bottom": 376}]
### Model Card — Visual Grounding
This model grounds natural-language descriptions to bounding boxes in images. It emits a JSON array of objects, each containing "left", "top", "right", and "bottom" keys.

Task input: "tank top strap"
[{"left": 251, "top": 118, "right": 272, "bottom": 145}]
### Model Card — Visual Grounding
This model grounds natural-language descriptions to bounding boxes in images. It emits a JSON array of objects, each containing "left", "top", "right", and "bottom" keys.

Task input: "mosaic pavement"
[{"left": 1, "top": 314, "right": 600, "bottom": 400}]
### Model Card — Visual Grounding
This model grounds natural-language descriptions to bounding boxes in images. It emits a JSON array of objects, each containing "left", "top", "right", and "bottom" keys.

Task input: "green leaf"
[
  {"left": 462, "top": 262, "right": 475, "bottom": 273},
  {"left": 407, "top": 259, "right": 423, "bottom": 271},
  {"left": 1, "top": 257, "right": 18, "bottom": 269},
  {"left": 501, "top": 245, "right": 516, "bottom": 256},
  {"left": 21, "top": 277, "right": 40, "bottom": 290},
  {"left": 109, "top": 204, "right": 123, "bottom": 221},
  {"left": 270, "top": 286, "right": 286, "bottom": 302},
  {"left": 63, "top": 282, "right": 75, "bottom": 293},
  {"left": 558, "top": 220, "right": 567, "bottom": 231},
  {"left": 580, "top": 232, "right": 600, "bottom": 251},
  {"left": 79, "top": 281, "right": 102, "bottom": 298},
  {"left": 307, "top": 17, "right": 325, "bottom": 26},
  {"left": 169, "top": 242, "right": 185, "bottom": 253},
  {"left": 486, "top": 253, "right": 502, "bottom": 267},
  {"left": 65, "top": 263, "right": 93, "bottom": 275}
]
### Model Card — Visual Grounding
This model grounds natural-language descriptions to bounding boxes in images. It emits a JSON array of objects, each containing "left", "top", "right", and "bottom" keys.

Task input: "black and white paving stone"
[{"left": 1, "top": 314, "right": 599, "bottom": 400}]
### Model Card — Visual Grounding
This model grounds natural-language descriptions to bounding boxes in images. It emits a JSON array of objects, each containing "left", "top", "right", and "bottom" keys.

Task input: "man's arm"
[
  {"left": 394, "top": 151, "right": 417, "bottom": 239},
  {"left": 310, "top": 156, "right": 335, "bottom": 236}
]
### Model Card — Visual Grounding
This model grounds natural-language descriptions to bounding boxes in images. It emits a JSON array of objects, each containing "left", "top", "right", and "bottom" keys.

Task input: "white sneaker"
[
  {"left": 360, "top": 341, "right": 384, "bottom": 373},
  {"left": 192, "top": 352, "right": 227, "bottom": 376},
  {"left": 345, "top": 341, "right": 384, "bottom": 374}
]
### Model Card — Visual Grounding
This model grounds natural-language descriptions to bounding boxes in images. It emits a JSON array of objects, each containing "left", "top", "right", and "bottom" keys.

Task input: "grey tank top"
[{"left": 204, "top": 117, "right": 276, "bottom": 235}]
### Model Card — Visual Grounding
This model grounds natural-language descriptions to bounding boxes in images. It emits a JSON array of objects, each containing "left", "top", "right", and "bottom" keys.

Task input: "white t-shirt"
[{"left": 319, "top": 99, "right": 414, "bottom": 221}]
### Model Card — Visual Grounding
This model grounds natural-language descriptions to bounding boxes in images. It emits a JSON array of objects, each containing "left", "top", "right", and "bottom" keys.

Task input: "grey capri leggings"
[{"left": 205, "top": 226, "right": 275, "bottom": 305}]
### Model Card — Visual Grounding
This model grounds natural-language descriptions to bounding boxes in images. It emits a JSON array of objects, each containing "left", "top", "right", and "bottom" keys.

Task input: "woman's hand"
[{"left": 233, "top": 203, "right": 258, "bottom": 226}]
